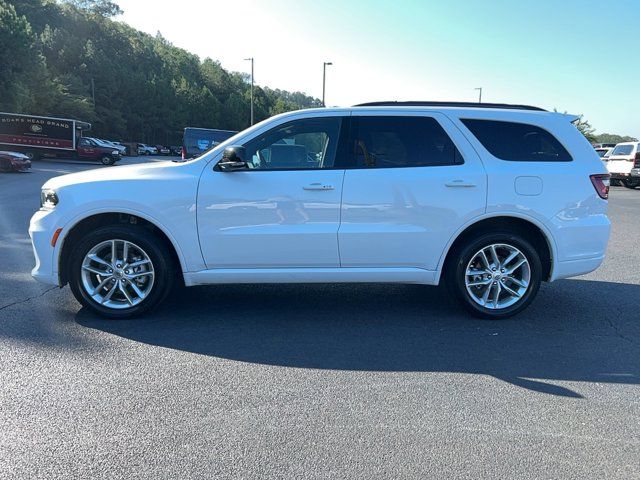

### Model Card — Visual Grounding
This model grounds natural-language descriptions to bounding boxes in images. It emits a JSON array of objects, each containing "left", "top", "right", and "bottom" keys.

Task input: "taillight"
[{"left": 590, "top": 174, "right": 610, "bottom": 200}]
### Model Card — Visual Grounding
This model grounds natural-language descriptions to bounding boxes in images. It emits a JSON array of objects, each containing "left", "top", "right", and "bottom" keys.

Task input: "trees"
[
  {"left": 1, "top": 0, "right": 321, "bottom": 144},
  {"left": 553, "top": 109, "right": 636, "bottom": 145},
  {"left": 595, "top": 133, "right": 638, "bottom": 144},
  {"left": 0, "top": 0, "right": 49, "bottom": 113},
  {"left": 573, "top": 115, "right": 597, "bottom": 143}
]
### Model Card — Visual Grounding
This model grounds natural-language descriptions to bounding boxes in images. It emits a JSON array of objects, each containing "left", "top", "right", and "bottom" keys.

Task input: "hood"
[{"left": 43, "top": 160, "right": 192, "bottom": 190}]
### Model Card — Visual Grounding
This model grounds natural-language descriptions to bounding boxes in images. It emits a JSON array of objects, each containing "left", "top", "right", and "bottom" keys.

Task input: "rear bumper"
[
  {"left": 610, "top": 170, "right": 639, "bottom": 179},
  {"left": 550, "top": 255, "right": 605, "bottom": 281},
  {"left": 550, "top": 209, "right": 610, "bottom": 281}
]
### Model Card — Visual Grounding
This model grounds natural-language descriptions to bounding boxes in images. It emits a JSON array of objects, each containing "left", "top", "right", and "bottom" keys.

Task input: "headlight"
[
  {"left": 112, "top": 150, "right": 119, "bottom": 155},
  {"left": 40, "top": 188, "right": 59, "bottom": 209}
]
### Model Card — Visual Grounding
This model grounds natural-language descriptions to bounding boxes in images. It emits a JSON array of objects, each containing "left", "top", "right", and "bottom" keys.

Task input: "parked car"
[
  {"left": 137, "top": 143, "right": 158, "bottom": 155},
  {"left": 0, "top": 111, "right": 92, "bottom": 161},
  {"left": 606, "top": 142, "right": 640, "bottom": 188},
  {"left": 29, "top": 102, "right": 611, "bottom": 319},
  {"left": 155, "top": 145, "right": 171, "bottom": 155},
  {"left": 0, "top": 150, "right": 31, "bottom": 172},
  {"left": 102, "top": 139, "right": 127, "bottom": 156},
  {"left": 86, "top": 138, "right": 127, "bottom": 156},
  {"left": 595, "top": 147, "right": 613, "bottom": 160},
  {"left": 170, "top": 145, "right": 182, "bottom": 156},
  {"left": 75, "top": 137, "right": 121, "bottom": 165}
]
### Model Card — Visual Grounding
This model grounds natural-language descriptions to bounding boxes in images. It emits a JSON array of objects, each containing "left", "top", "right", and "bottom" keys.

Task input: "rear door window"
[
  {"left": 462, "top": 119, "right": 572, "bottom": 162},
  {"left": 351, "top": 116, "right": 463, "bottom": 168}
]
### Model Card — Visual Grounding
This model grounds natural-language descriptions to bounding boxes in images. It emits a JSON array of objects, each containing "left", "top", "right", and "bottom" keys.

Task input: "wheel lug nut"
[
  {"left": 125, "top": 270, "right": 130, "bottom": 274},
  {"left": 492, "top": 268, "right": 496, "bottom": 271},
  {"left": 108, "top": 269, "right": 113, "bottom": 273}
]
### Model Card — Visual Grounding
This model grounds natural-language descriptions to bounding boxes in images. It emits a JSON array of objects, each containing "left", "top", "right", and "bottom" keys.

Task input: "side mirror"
[
  {"left": 217, "top": 146, "right": 247, "bottom": 172},
  {"left": 636, "top": 151, "right": 640, "bottom": 161}
]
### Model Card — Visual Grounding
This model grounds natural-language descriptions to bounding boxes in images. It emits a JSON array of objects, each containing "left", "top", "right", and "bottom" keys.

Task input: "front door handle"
[
  {"left": 445, "top": 180, "right": 476, "bottom": 188},
  {"left": 303, "top": 183, "right": 334, "bottom": 191}
]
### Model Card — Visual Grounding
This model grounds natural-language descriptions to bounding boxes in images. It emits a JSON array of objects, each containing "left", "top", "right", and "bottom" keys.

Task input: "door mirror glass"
[
  {"left": 635, "top": 151, "right": 640, "bottom": 161},
  {"left": 217, "top": 146, "right": 247, "bottom": 171}
]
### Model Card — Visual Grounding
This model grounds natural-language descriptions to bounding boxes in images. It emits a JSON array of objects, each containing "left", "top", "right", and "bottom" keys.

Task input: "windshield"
[{"left": 611, "top": 144, "right": 634, "bottom": 156}]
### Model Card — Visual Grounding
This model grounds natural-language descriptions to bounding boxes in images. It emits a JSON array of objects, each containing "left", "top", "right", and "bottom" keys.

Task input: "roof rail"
[{"left": 353, "top": 101, "right": 547, "bottom": 112}]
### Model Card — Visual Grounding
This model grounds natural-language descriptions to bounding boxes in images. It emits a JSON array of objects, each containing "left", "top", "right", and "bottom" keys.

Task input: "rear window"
[
  {"left": 462, "top": 119, "right": 572, "bottom": 162},
  {"left": 611, "top": 144, "right": 634, "bottom": 156}
]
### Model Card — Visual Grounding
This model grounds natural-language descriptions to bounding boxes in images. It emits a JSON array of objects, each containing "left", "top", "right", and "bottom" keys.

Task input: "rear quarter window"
[{"left": 462, "top": 119, "right": 572, "bottom": 162}]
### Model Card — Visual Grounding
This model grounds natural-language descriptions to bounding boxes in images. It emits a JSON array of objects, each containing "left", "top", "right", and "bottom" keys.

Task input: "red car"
[{"left": 0, "top": 151, "right": 31, "bottom": 172}]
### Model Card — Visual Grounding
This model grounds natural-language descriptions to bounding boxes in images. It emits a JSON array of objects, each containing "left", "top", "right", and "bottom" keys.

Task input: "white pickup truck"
[{"left": 606, "top": 142, "right": 640, "bottom": 189}]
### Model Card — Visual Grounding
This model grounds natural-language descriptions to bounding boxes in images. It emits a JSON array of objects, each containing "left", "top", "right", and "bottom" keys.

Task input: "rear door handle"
[
  {"left": 303, "top": 183, "right": 334, "bottom": 191},
  {"left": 445, "top": 180, "right": 476, "bottom": 188}
]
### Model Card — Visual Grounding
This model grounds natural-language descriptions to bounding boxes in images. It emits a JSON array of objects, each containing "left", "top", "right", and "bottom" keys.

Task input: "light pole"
[
  {"left": 322, "top": 61, "right": 332, "bottom": 107},
  {"left": 475, "top": 87, "right": 482, "bottom": 103},
  {"left": 244, "top": 57, "right": 254, "bottom": 125}
]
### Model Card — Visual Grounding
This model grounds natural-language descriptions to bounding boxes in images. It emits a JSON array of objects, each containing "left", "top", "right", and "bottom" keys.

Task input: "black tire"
[
  {"left": 101, "top": 155, "right": 115, "bottom": 166},
  {"left": 622, "top": 179, "right": 638, "bottom": 189},
  {"left": 68, "top": 225, "right": 175, "bottom": 319},
  {"left": 0, "top": 159, "right": 12, "bottom": 172},
  {"left": 24, "top": 150, "right": 41, "bottom": 161},
  {"left": 446, "top": 231, "right": 542, "bottom": 319}
]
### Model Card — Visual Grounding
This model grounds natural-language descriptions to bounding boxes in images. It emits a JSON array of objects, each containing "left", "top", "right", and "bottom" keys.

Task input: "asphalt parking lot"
[{"left": 1, "top": 157, "right": 639, "bottom": 479}]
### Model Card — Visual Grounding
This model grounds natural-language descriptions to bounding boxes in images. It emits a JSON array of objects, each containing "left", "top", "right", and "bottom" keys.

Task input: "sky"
[{"left": 117, "top": 0, "right": 640, "bottom": 138}]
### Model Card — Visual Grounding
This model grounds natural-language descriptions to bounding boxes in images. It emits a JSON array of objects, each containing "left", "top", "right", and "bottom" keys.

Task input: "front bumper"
[
  {"left": 13, "top": 160, "right": 32, "bottom": 172},
  {"left": 29, "top": 209, "right": 61, "bottom": 286}
]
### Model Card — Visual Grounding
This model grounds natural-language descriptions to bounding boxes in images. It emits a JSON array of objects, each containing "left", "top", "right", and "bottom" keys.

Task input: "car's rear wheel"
[
  {"left": 447, "top": 232, "right": 542, "bottom": 319},
  {"left": 0, "top": 159, "right": 12, "bottom": 172},
  {"left": 68, "top": 226, "right": 174, "bottom": 318}
]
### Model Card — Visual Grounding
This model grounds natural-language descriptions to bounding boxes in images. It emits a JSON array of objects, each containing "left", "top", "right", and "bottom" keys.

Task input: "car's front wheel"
[
  {"left": 68, "top": 226, "right": 174, "bottom": 318},
  {"left": 447, "top": 232, "right": 542, "bottom": 319},
  {"left": 100, "top": 155, "right": 115, "bottom": 166}
]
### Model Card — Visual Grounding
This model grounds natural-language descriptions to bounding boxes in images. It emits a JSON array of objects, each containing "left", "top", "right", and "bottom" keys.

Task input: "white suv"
[
  {"left": 29, "top": 102, "right": 611, "bottom": 319},
  {"left": 606, "top": 142, "right": 640, "bottom": 189}
]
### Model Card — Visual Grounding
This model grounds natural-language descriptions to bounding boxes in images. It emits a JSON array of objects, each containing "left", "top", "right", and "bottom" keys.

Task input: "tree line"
[{"left": 0, "top": 0, "right": 322, "bottom": 145}]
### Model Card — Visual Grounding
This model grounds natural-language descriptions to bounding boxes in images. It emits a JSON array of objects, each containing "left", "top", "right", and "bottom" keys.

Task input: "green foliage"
[
  {"left": 1, "top": 0, "right": 321, "bottom": 143},
  {"left": 553, "top": 108, "right": 635, "bottom": 145},
  {"left": 595, "top": 133, "right": 638, "bottom": 144},
  {"left": 573, "top": 115, "right": 596, "bottom": 143}
]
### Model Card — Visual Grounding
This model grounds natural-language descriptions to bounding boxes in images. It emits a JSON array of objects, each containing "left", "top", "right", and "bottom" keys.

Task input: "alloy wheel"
[
  {"left": 464, "top": 243, "right": 531, "bottom": 310},
  {"left": 80, "top": 239, "right": 155, "bottom": 309}
]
